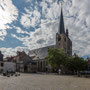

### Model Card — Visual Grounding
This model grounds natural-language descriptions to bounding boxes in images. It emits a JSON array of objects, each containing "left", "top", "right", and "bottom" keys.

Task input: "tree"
[
  {"left": 66, "top": 56, "right": 88, "bottom": 74},
  {"left": 46, "top": 48, "right": 88, "bottom": 74},
  {"left": 46, "top": 48, "right": 68, "bottom": 69}
]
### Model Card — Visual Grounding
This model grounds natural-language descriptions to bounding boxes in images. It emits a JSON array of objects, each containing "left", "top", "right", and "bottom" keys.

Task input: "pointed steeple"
[{"left": 58, "top": 3, "right": 65, "bottom": 34}]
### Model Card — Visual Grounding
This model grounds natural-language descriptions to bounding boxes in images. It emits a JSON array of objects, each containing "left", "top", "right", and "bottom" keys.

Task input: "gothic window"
[
  {"left": 64, "top": 37, "right": 66, "bottom": 42},
  {"left": 58, "top": 36, "right": 61, "bottom": 41}
]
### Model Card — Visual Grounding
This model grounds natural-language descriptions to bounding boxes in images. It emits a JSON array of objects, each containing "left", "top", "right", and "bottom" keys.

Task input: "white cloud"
[
  {"left": 15, "top": 27, "right": 29, "bottom": 34},
  {"left": 25, "top": 0, "right": 32, "bottom": 3},
  {"left": 0, "top": 0, "right": 18, "bottom": 40},
  {"left": 30, "top": 0, "right": 90, "bottom": 56},
  {"left": 7, "top": 0, "right": 90, "bottom": 57},
  {"left": 0, "top": 0, "right": 18, "bottom": 29},
  {"left": 63, "top": 0, "right": 90, "bottom": 56},
  {"left": 20, "top": 7, "right": 41, "bottom": 28},
  {"left": 0, "top": 47, "right": 29, "bottom": 58},
  {"left": 0, "top": 29, "right": 7, "bottom": 40},
  {"left": 12, "top": 20, "right": 58, "bottom": 50}
]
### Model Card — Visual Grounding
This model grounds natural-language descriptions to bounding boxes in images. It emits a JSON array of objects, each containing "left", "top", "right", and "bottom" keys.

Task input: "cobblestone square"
[{"left": 0, "top": 74, "right": 90, "bottom": 90}]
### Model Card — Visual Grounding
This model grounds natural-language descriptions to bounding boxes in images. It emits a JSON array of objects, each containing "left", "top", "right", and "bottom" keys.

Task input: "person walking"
[{"left": 58, "top": 69, "right": 61, "bottom": 75}]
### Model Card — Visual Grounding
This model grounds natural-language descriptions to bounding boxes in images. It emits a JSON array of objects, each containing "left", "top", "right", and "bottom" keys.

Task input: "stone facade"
[
  {"left": 29, "top": 46, "right": 55, "bottom": 72},
  {"left": 15, "top": 51, "right": 37, "bottom": 73},
  {"left": 29, "top": 6, "right": 72, "bottom": 72},
  {"left": 56, "top": 32, "right": 72, "bottom": 56},
  {"left": 56, "top": 6, "right": 72, "bottom": 56}
]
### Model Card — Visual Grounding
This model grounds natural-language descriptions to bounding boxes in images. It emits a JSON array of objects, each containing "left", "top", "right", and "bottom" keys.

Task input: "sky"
[{"left": 0, "top": 0, "right": 90, "bottom": 57}]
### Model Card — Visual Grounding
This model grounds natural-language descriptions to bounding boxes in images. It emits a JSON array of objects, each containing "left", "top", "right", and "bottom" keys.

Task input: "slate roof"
[{"left": 29, "top": 45, "right": 56, "bottom": 60}]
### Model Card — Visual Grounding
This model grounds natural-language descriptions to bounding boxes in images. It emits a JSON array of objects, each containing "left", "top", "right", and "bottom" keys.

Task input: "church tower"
[{"left": 56, "top": 4, "right": 72, "bottom": 56}]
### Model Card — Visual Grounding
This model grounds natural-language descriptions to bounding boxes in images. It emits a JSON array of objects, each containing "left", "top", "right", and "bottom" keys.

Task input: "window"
[
  {"left": 64, "top": 37, "right": 66, "bottom": 42},
  {"left": 58, "top": 36, "right": 61, "bottom": 41},
  {"left": 37, "top": 57, "right": 39, "bottom": 59},
  {"left": 1, "top": 63, "right": 3, "bottom": 67}
]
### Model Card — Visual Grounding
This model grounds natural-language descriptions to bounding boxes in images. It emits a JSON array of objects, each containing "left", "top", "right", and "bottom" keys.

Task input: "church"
[{"left": 29, "top": 5, "right": 72, "bottom": 72}]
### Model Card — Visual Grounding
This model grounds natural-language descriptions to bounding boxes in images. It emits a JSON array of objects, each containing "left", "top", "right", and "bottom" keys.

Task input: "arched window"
[
  {"left": 64, "top": 37, "right": 66, "bottom": 42},
  {"left": 58, "top": 36, "right": 61, "bottom": 41}
]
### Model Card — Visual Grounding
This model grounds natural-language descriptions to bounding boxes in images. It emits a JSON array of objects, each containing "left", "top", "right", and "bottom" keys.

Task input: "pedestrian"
[{"left": 58, "top": 69, "right": 61, "bottom": 75}]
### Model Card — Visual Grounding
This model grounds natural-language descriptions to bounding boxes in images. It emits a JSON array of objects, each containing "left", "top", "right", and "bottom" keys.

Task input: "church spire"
[{"left": 58, "top": 3, "right": 65, "bottom": 34}]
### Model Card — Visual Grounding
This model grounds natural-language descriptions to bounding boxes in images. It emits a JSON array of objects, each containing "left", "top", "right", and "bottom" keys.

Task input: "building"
[
  {"left": 29, "top": 5, "right": 72, "bottom": 72},
  {"left": 0, "top": 51, "right": 37, "bottom": 73},
  {"left": 0, "top": 52, "right": 16, "bottom": 74},
  {"left": 15, "top": 51, "right": 37, "bottom": 73},
  {"left": 0, "top": 51, "right": 4, "bottom": 73},
  {"left": 87, "top": 59, "right": 90, "bottom": 71},
  {"left": 0, "top": 51, "right": 3, "bottom": 61}
]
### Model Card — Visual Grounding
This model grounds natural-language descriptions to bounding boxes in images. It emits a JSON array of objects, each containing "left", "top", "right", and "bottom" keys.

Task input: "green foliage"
[
  {"left": 46, "top": 48, "right": 88, "bottom": 72},
  {"left": 66, "top": 56, "right": 88, "bottom": 72},
  {"left": 46, "top": 48, "right": 68, "bottom": 68}
]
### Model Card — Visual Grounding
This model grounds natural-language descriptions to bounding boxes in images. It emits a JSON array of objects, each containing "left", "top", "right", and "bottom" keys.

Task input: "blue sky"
[{"left": 0, "top": 0, "right": 90, "bottom": 57}]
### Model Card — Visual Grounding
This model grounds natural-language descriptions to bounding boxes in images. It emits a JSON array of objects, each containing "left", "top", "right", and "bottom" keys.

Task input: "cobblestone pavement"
[{"left": 0, "top": 73, "right": 90, "bottom": 90}]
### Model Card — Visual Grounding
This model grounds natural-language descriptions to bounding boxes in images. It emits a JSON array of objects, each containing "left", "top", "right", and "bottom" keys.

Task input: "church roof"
[
  {"left": 58, "top": 5, "right": 65, "bottom": 34},
  {"left": 29, "top": 45, "right": 56, "bottom": 60}
]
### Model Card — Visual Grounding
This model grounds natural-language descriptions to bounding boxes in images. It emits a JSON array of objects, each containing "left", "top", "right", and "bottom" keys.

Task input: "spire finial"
[
  {"left": 60, "top": 0, "right": 63, "bottom": 6},
  {"left": 58, "top": 0, "right": 65, "bottom": 34},
  {"left": 60, "top": 1, "right": 63, "bottom": 11}
]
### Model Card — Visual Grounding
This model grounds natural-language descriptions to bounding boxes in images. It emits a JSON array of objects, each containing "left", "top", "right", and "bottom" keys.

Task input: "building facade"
[
  {"left": 14, "top": 51, "right": 37, "bottom": 73},
  {"left": 56, "top": 7, "right": 72, "bottom": 56},
  {"left": 29, "top": 6, "right": 72, "bottom": 72}
]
